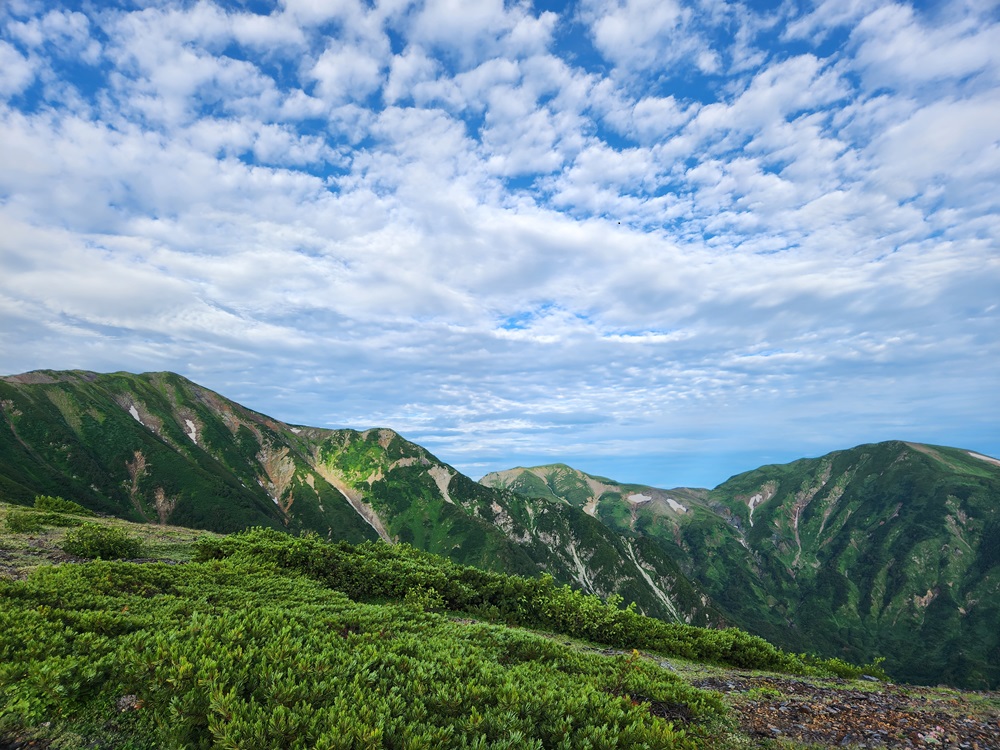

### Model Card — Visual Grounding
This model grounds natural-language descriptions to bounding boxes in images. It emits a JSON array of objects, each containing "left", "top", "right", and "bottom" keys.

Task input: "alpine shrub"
[
  {"left": 33, "top": 495, "right": 95, "bottom": 516},
  {"left": 4, "top": 510, "right": 84, "bottom": 532},
  {"left": 60, "top": 523, "right": 145, "bottom": 560},
  {"left": 4, "top": 510, "right": 46, "bottom": 534}
]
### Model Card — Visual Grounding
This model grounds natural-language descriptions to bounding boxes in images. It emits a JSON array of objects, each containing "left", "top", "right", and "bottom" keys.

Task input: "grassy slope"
[{"left": 0, "top": 371, "right": 377, "bottom": 541}]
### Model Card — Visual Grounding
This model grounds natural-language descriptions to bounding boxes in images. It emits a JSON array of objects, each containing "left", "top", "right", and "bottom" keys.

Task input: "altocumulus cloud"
[{"left": 0, "top": 0, "right": 997, "bottom": 487}]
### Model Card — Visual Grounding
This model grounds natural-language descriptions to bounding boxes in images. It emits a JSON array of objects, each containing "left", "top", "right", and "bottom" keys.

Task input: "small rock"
[{"left": 116, "top": 694, "right": 142, "bottom": 712}]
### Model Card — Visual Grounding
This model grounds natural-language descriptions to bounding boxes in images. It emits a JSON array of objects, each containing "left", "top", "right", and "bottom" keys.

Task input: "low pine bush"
[
  {"left": 33, "top": 495, "right": 95, "bottom": 516},
  {"left": 4, "top": 508, "right": 87, "bottom": 533},
  {"left": 0, "top": 558, "right": 723, "bottom": 749},
  {"left": 196, "top": 528, "right": 860, "bottom": 677},
  {"left": 4, "top": 510, "right": 46, "bottom": 534},
  {"left": 60, "top": 523, "right": 145, "bottom": 560}
]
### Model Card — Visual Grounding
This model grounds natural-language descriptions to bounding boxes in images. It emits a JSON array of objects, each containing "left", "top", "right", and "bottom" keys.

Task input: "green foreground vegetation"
[{"left": 0, "top": 504, "right": 888, "bottom": 749}]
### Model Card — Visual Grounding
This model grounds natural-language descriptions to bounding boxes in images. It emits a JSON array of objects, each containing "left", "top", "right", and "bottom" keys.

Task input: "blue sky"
[{"left": 1, "top": 0, "right": 998, "bottom": 488}]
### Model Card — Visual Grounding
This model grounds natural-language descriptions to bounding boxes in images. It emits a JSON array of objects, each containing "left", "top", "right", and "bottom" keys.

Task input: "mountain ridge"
[
  {"left": 0, "top": 368, "right": 718, "bottom": 627},
  {"left": 482, "top": 444, "right": 1000, "bottom": 689}
]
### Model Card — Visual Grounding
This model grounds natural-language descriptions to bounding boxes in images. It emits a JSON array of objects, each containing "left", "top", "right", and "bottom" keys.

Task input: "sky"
[{"left": 1, "top": 0, "right": 998, "bottom": 489}]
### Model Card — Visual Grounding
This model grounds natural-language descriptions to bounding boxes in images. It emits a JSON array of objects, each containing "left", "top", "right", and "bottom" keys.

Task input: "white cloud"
[
  {"left": 866, "top": 94, "right": 1000, "bottom": 202},
  {"left": 585, "top": 0, "right": 689, "bottom": 71},
  {"left": 7, "top": 8, "right": 97, "bottom": 60},
  {"left": 277, "top": 88, "right": 329, "bottom": 119},
  {"left": 231, "top": 11, "right": 307, "bottom": 49},
  {"left": 0, "top": 0, "right": 997, "bottom": 487},
  {"left": 280, "top": 0, "right": 368, "bottom": 28},
  {"left": 783, "top": 0, "right": 882, "bottom": 42},
  {"left": 384, "top": 45, "right": 439, "bottom": 104},
  {"left": 101, "top": 6, "right": 282, "bottom": 127},
  {"left": 309, "top": 44, "right": 384, "bottom": 105},
  {"left": 580, "top": 0, "right": 736, "bottom": 79},
  {"left": 628, "top": 95, "right": 697, "bottom": 143},
  {"left": 408, "top": 0, "right": 554, "bottom": 67},
  {"left": 0, "top": 40, "right": 35, "bottom": 96},
  {"left": 850, "top": 2, "right": 1000, "bottom": 91},
  {"left": 251, "top": 123, "right": 335, "bottom": 166}
]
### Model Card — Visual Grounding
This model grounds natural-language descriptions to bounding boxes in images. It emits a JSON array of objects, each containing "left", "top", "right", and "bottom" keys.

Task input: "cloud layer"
[{"left": 1, "top": 0, "right": 998, "bottom": 487}]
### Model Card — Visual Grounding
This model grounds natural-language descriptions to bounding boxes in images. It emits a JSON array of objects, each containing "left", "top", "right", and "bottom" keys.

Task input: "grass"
[{"left": 0, "top": 501, "right": 221, "bottom": 578}]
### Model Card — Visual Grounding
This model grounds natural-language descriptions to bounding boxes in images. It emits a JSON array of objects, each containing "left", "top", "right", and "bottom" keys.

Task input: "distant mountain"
[
  {"left": 481, "top": 444, "right": 1000, "bottom": 689},
  {"left": 0, "top": 369, "right": 717, "bottom": 626}
]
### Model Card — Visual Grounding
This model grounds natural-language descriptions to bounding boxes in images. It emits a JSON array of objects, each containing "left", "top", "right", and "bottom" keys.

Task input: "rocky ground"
[{"left": 691, "top": 673, "right": 1000, "bottom": 749}]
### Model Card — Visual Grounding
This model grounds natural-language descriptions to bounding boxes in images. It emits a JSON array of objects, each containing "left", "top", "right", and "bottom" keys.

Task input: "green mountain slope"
[
  {"left": 483, "top": 445, "right": 1000, "bottom": 689},
  {"left": 707, "top": 441, "right": 1000, "bottom": 689},
  {"left": 0, "top": 369, "right": 716, "bottom": 626},
  {"left": 0, "top": 370, "right": 377, "bottom": 540},
  {"left": 8, "top": 369, "right": 997, "bottom": 688}
]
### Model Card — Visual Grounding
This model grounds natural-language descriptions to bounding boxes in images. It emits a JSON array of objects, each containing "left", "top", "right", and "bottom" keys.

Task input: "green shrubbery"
[
  {"left": 2, "top": 495, "right": 95, "bottom": 534},
  {"left": 60, "top": 523, "right": 145, "bottom": 559},
  {"left": 33, "top": 494, "right": 95, "bottom": 516},
  {"left": 195, "top": 528, "right": 874, "bottom": 678},
  {"left": 4, "top": 509, "right": 84, "bottom": 533},
  {"left": 0, "top": 525, "right": 882, "bottom": 747},
  {"left": 4, "top": 510, "right": 47, "bottom": 534},
  {"left": 0, "top": 555, "right": 723, "bottom": 749}
]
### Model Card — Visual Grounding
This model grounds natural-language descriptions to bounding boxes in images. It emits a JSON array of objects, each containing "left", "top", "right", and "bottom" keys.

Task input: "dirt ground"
[{"left": 692, "top": 673, "right": 1000, "bottom": 749}]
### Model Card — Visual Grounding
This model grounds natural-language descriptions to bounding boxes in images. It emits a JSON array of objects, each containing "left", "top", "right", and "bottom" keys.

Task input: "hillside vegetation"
[
  {"left": 4, "top": 369, "right": 1000, "bottom": 691},
  {"left": 0, "top": 503, "right": 896, "bottom": 750},
  {"left": 706, "top": 442, "right": 1000, "bottom": 689},
  {"left": 483, "top": 444, "right": 1000, "bottom": 690}
]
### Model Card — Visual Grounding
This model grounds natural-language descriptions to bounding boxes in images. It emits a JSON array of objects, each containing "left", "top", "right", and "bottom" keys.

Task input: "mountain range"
[{"left": 2, "top": 369, "right": 998, "bottom": 689}]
